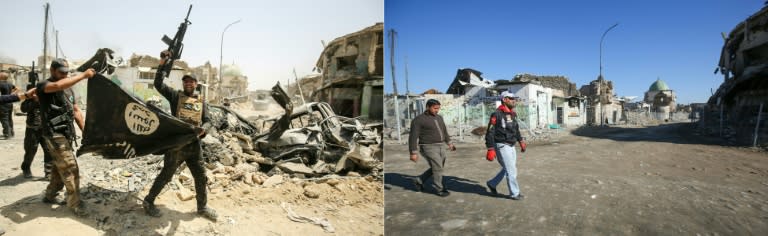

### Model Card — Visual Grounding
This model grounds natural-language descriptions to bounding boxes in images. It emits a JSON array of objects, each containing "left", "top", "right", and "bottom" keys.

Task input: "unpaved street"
[
  {"left": 384, "top": 122, "right": 768, "bottom": 235},
  {"left": 0, "top": 114, "right": 384, "bottom": 235}
]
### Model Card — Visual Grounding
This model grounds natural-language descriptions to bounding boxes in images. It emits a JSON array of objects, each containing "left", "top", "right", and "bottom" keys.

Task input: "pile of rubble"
[{"left": 201, "top": 84, "right": 381, "bottom": 188}]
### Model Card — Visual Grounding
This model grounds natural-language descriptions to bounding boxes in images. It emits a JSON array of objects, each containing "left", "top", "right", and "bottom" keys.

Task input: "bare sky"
[{"left": 0, "top": 0, "right": 383, "bottom": 90}]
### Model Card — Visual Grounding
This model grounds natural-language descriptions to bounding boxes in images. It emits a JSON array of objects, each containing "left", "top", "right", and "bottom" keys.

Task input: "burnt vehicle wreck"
[{"left": 203, "top": 83, "right": 382, "bottom": 176}]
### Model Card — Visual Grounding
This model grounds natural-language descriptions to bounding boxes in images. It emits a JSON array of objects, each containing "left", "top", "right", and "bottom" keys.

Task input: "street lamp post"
[
  {"left": 598, "top": 23, "right": 618, "bottom": 126},
  {"left": 218, "top": 19, "right": 241, "bottom": 102}
]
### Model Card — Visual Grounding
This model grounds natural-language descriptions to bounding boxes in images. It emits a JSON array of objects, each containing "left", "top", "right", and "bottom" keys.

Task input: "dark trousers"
[
  {"left": 22, "top": 127, "right": 52, "bottom": 173},
  {"left": 0, "top": 107, "right": 13, "bottom": 138},
  {"left": 144, "top": 140, "right": 208, "bottom": 210}
]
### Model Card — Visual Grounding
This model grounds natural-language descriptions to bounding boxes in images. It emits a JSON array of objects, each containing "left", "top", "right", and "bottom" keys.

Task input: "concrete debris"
[
  {"left": 252, "top": 173, "right": 268, "bottom": 185},
  {"left": 243, "top": 172, "right": 255, "bottom": 185},
  {"left": 346, "top": 172, "right": 361, "bottom": 177},
  {"left": 173, "top": 179, "right": 195, "bottom": 201},
  {"left": 303, "top": 184, "right": 321, "bottom": 199},
  {"left": 262, "top": 175, "right": 284, "bottom": 187},
  {"left": 178, "top": 173, "right": 191, "bottom": 182},
  {"left": 277, "top": 162, "right": 315, "bottom": 175},
  {"left": 198, "top": 82, "right": 382, "bottom": 183},
  {"left": 324, "top": 178, "right": 340, "bottom": 187}
]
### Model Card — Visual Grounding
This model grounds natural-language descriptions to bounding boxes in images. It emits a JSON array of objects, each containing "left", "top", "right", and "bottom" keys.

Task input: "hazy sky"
[
  {"left": 385, "top": 0, "right": 763, "bottom": 104},
  {"left": 0, "top": 0, "right": 383, "bottom": 90}
]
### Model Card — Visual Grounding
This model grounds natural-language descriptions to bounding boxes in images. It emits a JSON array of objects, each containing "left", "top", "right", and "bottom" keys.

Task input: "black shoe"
[
  {"left": 510, "top": 194, "right": 525, "bottom": 200},
  {"left": 412, "top": 180, "right": 423, "bottom": 192},
  {"left": 436, "top": 190, "right": 450, "bottom": 197},
  {"left": 72, "top": 202, "right": 89, "bottom": 217},
  {"left": 486, "top": 182, "right": 497, "bottom": 195},
  {"left": 23, "top": 169, "right": 33, "bottom": 178},
  {"left": 42, "top": 194, "right": 64, "bottom": 205},
  {"left": 143, "top": 200, "right": 162, "bottom": 217}
]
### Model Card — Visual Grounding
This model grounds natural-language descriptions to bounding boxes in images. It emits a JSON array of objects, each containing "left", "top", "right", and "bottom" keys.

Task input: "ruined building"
[
  {"left": 312, "top": 23, "right": 383, "bottom": 120},
  {"left": 445, "top": 68, "right": 495, "bottom": 97},
  {"left": 189, "top": 61, "right": 218, "bottom": 102},
  {"left": 496, "top": 74, "right": 586, "bottom": 128},
  {"left": 644, "top": 78, "right": 676, "bottom": 119},
  {"left": 708, "top": 6, "right": 768, "bottom": 145},
  {"left": 220, "top": 64, "right": 249, "bottom": 100},
  {"left": 579, "top": 76, "right": 623, "bottom": 125}
]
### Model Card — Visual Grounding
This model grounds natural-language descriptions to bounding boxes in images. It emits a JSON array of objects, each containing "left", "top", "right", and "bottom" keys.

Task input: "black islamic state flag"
[{"left": 77, "top": 74, "right": 197, "bottom": 158}]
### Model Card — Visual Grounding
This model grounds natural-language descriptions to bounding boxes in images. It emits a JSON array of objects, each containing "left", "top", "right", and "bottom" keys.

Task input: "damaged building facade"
[
  {"left": 496, "top": 74, "right": 586, "bottom": 129},
  {"left": 312, "top": 23, "right": 384, "bottom": 121},
  {"left": 579, "top": 76, "right": 624, "bottom": 125},
  {"left": 707, "top": 6, "right": 768, "bottom": 146},
  {"left": 112, "top": 54, "right": 188, "bottom": 110}
]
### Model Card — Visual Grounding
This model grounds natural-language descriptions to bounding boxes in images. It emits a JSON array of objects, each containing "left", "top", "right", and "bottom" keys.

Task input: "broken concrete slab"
[
  {"left": 262, "top": 175, "right": 284, "bottom": 187},
  {"left": 277, "top": 162, "right": 315, "bottom": 175},
  {"left": 172, "top": 179, "right": 195, "bottom": 201}
]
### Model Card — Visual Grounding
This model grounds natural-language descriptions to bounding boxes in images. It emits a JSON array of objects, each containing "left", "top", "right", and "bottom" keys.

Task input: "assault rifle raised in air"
[{"left": 159, "top": 4, "right": 192, "bottom": 79}]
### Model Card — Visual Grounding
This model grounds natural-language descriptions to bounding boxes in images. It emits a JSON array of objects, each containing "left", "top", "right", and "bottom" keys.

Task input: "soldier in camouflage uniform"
[{"left": 36, "top": 58, "right": 93, "bottom": 216}]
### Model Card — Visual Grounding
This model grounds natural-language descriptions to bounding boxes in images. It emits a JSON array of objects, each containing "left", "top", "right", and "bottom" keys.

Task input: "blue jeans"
[{"left": 487, "top": 143, "right": 520, "bottom": 197}]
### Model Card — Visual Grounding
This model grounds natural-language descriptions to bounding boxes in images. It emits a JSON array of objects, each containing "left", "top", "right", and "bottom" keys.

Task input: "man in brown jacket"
[{"left": 408, "top": 99, "right": 456, "bottom": 197}]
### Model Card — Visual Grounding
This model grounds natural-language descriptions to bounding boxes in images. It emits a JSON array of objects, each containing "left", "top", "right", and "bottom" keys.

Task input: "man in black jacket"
[
  {"left": 0, "top": 72, "right": 16, "bottom": 139},
  {"left": 20, "top": 87, "right": 53, "bottom": 179},
  {"left": 408, "top": 99, "right": 456, "bottom": 197},
  {"left": 142, "top": 50, "right": 217, "bottom": 220},
  {"left": 485, "top": 91, "right": 528, "bottom": 200}
]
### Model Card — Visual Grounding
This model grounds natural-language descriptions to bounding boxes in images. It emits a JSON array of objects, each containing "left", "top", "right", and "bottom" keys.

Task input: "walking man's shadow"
[{"left": 384, "top": 173, "right": 498, "bottom": 197}]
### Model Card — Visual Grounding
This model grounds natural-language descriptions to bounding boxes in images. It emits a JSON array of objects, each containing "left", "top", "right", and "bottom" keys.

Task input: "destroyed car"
[
  {"left": 255, "top": 83, "right": 381, "bottom": 174},
  {"left": 204, "top": 83, "right": 382, "bottom": 176}
]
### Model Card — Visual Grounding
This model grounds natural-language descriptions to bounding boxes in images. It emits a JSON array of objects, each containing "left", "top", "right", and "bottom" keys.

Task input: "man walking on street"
[
  {"left": 37, "top": 58, "right": 93, "bottom": 216},
  {"left": 408, "top": 99, "right": 455, "bottom": 197},
  {"left": 0, "top": 72, "right": 17, "bottom": 139},
  {"left": 485, "top": 91, "right": 528, "bottom": 200}
]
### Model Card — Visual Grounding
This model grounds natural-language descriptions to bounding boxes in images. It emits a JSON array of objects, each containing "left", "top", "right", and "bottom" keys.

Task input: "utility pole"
[
  {"left": 404, "top": 56, "right": 411, "bottom": 120},
  {"left": 42, "top": 3, "right": 49, "bottom": 80},
  {"left": 219, "top": 19, "right": 241, "bottom": 102},
  {"left": 389, "top": 29, "right": 402, "bottom": 144},
  {"left": 55, "top": 30, "right": 59, "bottom": 58},
  {"left": 293, "top": 68, "right": 306, "bottom": 105}
]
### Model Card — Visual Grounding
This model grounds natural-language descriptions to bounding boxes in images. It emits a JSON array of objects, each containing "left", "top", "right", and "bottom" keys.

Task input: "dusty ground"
[
  {"left": 384, "top": 122, "right": 768, "bottom": 235},
  {"left": 0, "top": 113, "right": 383, "bottom": 236}
]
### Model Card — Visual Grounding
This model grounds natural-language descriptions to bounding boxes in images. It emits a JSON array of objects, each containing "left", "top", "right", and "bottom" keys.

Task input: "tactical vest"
[
  {"left": 41, "top": 88, "right": 76, "bottom": 142},
  {"left": 176, "top": 92, "right": 203, "bottom": 126}
]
